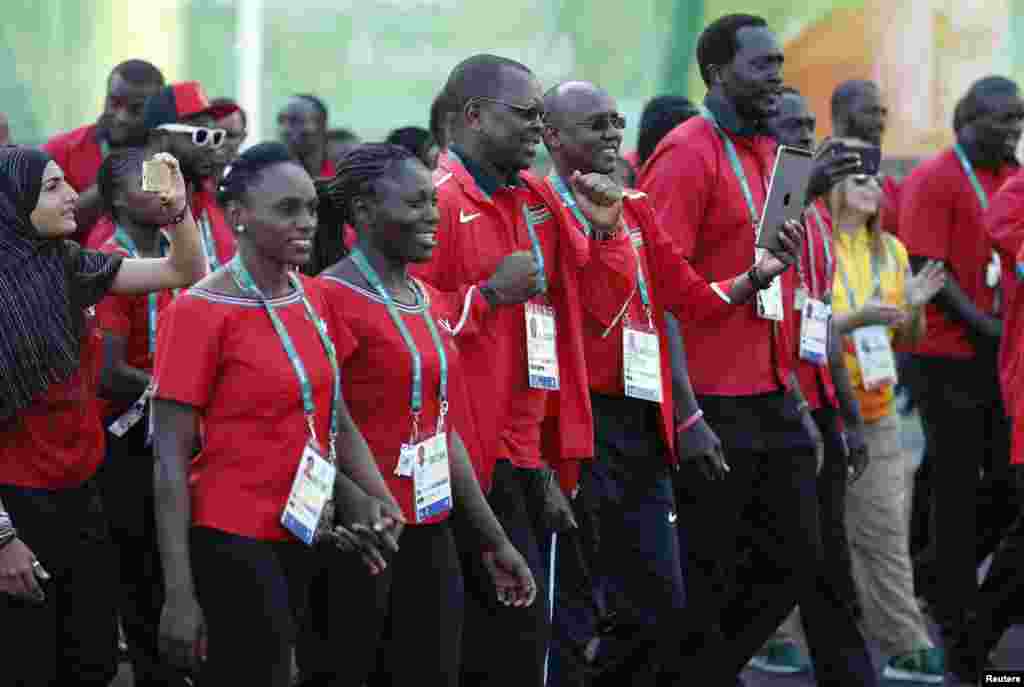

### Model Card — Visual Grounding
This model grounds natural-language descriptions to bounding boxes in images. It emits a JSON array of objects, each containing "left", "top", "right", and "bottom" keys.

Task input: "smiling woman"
[
  {"left": 0, "top": 145, "right": 205, "bottom": 686},
  {"left": 298, "top": 143, "right": 538, "bottom": 687},
  {"left": 150, "top": 142, "right": 405, "bottom": 687}
]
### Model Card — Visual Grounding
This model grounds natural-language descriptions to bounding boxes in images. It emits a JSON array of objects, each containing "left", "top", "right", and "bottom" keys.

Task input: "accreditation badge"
[
  {"left": 852, "top": 325, "right": 898, "bottom": 391},
  {"left": 754, "top": 250, "right": 784, "bottom": 322},
  {"left": 623, "top": 324, "right": 663, "bottom": 403},
  {"left": 798, "top": 299, "right": 831, "bottom": 366},
  {"left": 526, "top": 302, "right": 559, "bottom": 390},
  {"left": 412, "top": 432, "right": 452, "bottom": 523},
  {"left": 281, "top": 440, "right": 337, "bottom": 546}
]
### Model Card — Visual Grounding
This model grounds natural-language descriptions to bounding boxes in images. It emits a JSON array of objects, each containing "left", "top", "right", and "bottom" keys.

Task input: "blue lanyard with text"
[
  {"left": 953, "top": 143, "right": 989, "bottom": 210},
  {"left": 198, "top": 210, "right": 221, "bottom": 271},
  {"left": 350, "top": 249, "right": 449, "bottom": 439},
  {"left": 113, "top": 226, "right": 160, "bottom": 356},
  {"left": 548, "top": 173, "right": 652, "bottom": 325},
  {"left": 227, "top": 255, "right": 339, "bottom": 458},
  {"left": 701, "top": 108, "right": 761, "bottom": 236}
]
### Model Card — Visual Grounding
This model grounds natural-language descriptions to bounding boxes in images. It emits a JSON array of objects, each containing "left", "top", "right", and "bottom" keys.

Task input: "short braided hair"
[
  {"left": 307, "top": 142, "right": 417, "bottom": 275},
  {"left": 96, "top": 147, "right": 149, "bottom": 222}
]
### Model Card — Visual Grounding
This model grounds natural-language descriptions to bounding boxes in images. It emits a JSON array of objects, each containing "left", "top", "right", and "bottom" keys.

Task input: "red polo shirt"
[
  {"left": 95, "top": 233, "right": 176, "bottom": 419},
  {"left": 640, "top": 113, "right": 795, "bottom": 396},
  {"left": 793, "top": 201, "right": 838, "bottom": 411},
  {"left": 899, "top": 148, "right": 1016, "bottom": 358},
  {"left": 319, "top": 274, "right": 485, "bottom": 517},
  {"left": 153, "top": 277, "right": 336, "bottom": 541},
  {"left": 412, "top": 151, "right": 628, "bottom": 472},
  {"left": 553, "top": 185, "right": 737, "bottom": 460},
  {"left": 985, "top": 168, "right": 1024, "bottom": 417}
]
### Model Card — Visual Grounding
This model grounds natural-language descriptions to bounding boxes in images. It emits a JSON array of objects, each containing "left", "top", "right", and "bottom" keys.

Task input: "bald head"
[
  {"left": 541, "top": 80, "right": 624, "bottom": 177},
  {"left": 831, "top": 79, "right": 887, "bottom": 145},
  {"left": 543, "top": 81, "right": 612, "bottom": 127}
]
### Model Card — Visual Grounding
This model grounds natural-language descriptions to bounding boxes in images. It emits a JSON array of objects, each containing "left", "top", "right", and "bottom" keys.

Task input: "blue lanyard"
[
  {"left": 227, "top": 255, "right": 340, "bottom": 458},
  {"left": 953, "top": 143, "right": 989, "bottom": 210},
  {"left": 198, "top": 210, "right": 221, "bottom": 271},
  {"left": 547, "top": 174, "right": 592, "bottom": 238},
  {"left": 548, "top": 173, "right": 652, "bottom": 324},
  {"left": 701, "top": 108, "right": 761, "bottom": 235},
  {"left": 806, "top": 205, "right": 834, "bottom": 299},
  {"left": 113, "top": 226, "right": 160, "bottom": 356},
  {"left": 836, "top": 233, "right": 889, "bottom": 311},
  {"left": 522, "top": 204, "right": 549, "bottom": 295},
  {"left": 349, "top": 249, "right": 449, "bottom": 439}
]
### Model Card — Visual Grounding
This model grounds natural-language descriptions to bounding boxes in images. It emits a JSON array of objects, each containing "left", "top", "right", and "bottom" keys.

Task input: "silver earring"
[{"left": 236, "top": 225, "right": 245, "bottom": 234}]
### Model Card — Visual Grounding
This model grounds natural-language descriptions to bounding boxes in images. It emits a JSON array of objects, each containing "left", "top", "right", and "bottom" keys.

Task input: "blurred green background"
[{"left": 5, "top": 0, "right": 1024, "bottom": 159}]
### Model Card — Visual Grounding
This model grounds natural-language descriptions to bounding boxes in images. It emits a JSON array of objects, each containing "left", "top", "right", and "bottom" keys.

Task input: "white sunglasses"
[{"left": 155, "top": 123, "right": 226, "bottom": 149}]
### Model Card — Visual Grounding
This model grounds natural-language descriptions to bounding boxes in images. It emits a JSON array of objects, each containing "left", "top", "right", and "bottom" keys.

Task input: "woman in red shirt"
[
  {"left": 151, "top": 143, "right": 404, "bottom": 687},
  {"left": 0, "top": 146, "right": 207, "bottom": 686},
  {"left": 301, "top": 143, "right": 537, "bottom": 686},
  {"left": 93, "top": 147, "right": 192, "bottom": 686}
]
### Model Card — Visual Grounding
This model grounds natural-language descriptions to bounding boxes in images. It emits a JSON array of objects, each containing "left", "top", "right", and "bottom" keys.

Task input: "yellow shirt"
[{"left": 831, "top": 225, "right": 910, "bottom": 422}]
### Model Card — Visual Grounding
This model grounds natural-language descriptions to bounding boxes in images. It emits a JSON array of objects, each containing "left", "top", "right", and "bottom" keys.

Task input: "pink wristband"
[{"left": 677, "top": 409, "right": 704, "bottom": 433}]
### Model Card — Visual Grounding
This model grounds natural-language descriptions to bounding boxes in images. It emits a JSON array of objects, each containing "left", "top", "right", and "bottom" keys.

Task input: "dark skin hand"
[
  {"left": 806, "top": 139, "right": 865, "bottom": 202},
  {"left": 789, "top": 372, "right": 824, "bottom": 475},
  {"left": 540, "top": 468, "right": 578, "bottom": 532},
  {"left": 152, "top": 391, "right": 401, "bottom": 670},
  {"left": 448, "top": 432, "right": 537, "bottom": 607},
  {"left": 484, "top": 251, "right": 543, "bottom": 306},
  {"left": 909, "top": 254, "right": 1002, "bottom": 350},
  {"left": 665, "top": 313, "right": 728, "bottom": 479}
]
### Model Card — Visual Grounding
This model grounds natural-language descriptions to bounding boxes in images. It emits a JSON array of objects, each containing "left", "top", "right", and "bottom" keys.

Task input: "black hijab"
[{"left": 0, "top": 146, "right": 89, "bottom": 422}]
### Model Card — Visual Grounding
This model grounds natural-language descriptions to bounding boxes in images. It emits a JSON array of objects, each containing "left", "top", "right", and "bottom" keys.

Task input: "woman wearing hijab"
[{"left": 0, "top": 145, "right": 206, "bottom": 686}]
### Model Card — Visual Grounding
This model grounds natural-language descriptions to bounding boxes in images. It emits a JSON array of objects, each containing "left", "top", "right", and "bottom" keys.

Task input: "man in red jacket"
[
  {"left": 900, "top": 76, "right": 1024, "bottom": 645},
  {"left": 88, "top": 82, "right": 239, "bottom": 269},
  {"left": 413, "top": 54, "right": 632, "bottom": 687},
  {"left": 947, "top": 156, "right": 1024, "bottom": 683},
  {"left": 640, "top": 14, "right": 875, "bottom": 686},
  {"left": 541, "top": 79, "right": 802, "bottom": 686},
  {"left": 43, "top": 59, "right": 164, "bottom": 242}
]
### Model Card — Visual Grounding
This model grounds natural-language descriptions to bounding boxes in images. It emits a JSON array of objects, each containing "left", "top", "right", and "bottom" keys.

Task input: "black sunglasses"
[
  {"left": 573, "top": 113, "right": 627, "bottom": 132},
  {"left": 472, "top": 96, "right": 546, "bottom": 123}
]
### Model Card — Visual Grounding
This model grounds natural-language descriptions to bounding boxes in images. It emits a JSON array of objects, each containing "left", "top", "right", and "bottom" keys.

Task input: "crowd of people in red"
[{"left": 1, "top": 11, "right": 1023, "bottom": 687}]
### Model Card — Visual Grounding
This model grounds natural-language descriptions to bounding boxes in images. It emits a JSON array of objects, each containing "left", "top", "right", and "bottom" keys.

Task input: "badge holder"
[
  {"left": 396, "top": 407, "right": 453, "bottom": 524},
  {"left": 108, "top": 384, "right": 154, "bottom": 438},
  {"left": 798, "top": 299, "right": 831, "bottom": 366},
  {"left": 526, "top": 300, "right": 560, "bottom": 390},
  {"left": 282, "top": 417, "right": 337, "bottom": 546},
  {"left": 852, "top": 325, "right": 898, "bottom": 391},
  {"left": 623, "top": 308, "right": 663, "bottom": 403},
  {"left": 754, "top": 249, "right": 785, "bottom": 322}
]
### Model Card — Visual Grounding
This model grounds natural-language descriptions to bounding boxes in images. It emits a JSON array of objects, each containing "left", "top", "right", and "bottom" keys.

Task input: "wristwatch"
[{"left": 748, "top": 264, "right": 770, "bottom": 291}]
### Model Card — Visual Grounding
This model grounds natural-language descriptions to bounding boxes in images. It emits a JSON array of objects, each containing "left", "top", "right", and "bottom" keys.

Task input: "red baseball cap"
[{"left": 143, "top": 81, "right": 240, "bottom": 131}]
